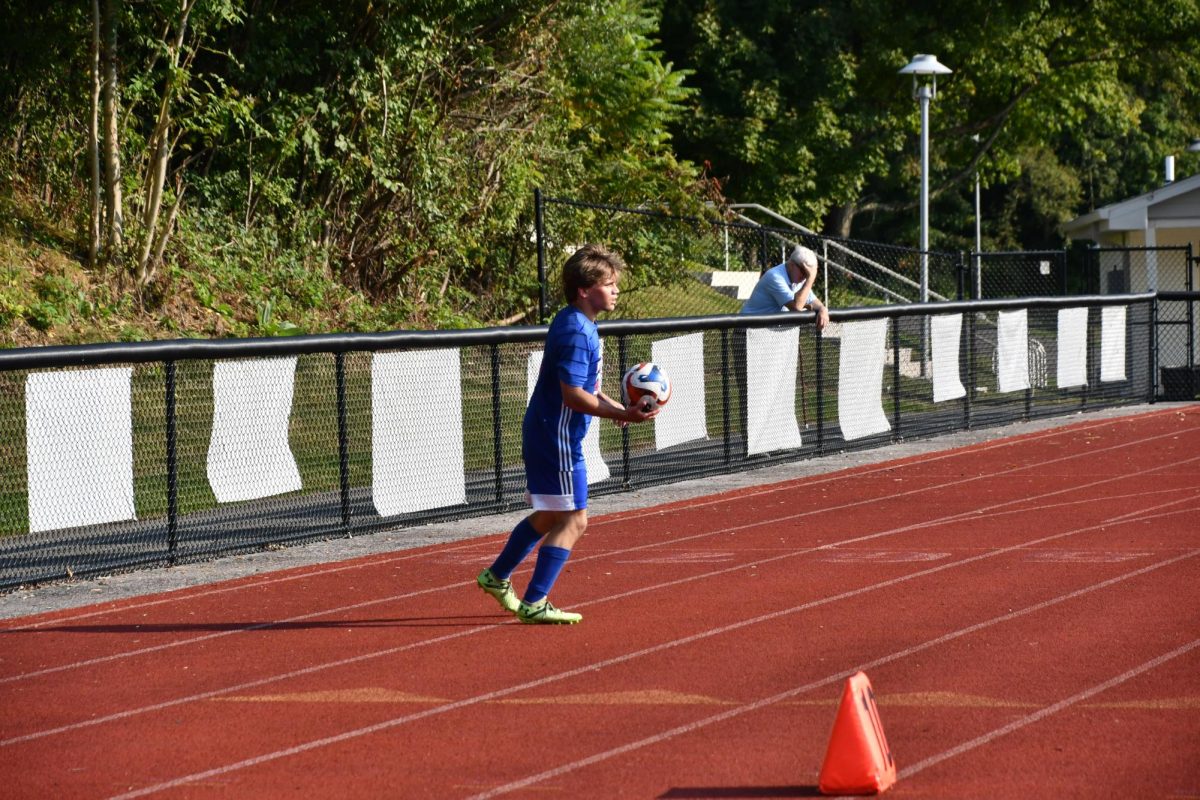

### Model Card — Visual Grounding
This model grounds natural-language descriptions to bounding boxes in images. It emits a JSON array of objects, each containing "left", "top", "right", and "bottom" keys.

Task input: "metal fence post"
[
  {"left": 535, "top": 188, "right": 547, "bottom": 323},
  {"left": 165, "top": 360, "right": 178, "bottom": 564},
  {"left": 720, "top": 328, "right": 731, "bottom": 469},
  {"left": 1188, "top": 246, "right": 1195, "bottom": 382},
  {"left": 1024, "top": 325, "right": 1033, "bottom": 419},
  {"left": 815, "top": 326, "right": 825, "bottom": 454},
  {"left": 491, "top": 344, "right": 504, "bottom": 506},
  {"left": 619, "top": 334, "right": 631, "bottom": 487},
  {"left": 335, "top": 352, "right": 352, "bottom": 533},
  {"left": 963, "top": 309, "right": 973, "bottom": 429},
  {"left": 1151, "top": 296, "right": 1160, "bottom": 403},
  {"left": 892, "top": 318, "right": 901, "bottom": 440}
]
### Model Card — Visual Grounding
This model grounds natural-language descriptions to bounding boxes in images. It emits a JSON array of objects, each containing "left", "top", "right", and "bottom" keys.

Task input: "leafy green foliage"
[
  {"left": 658, "top": 0, "right": 1200, "bottom": 249},
  {"left": 0, "top": 0, "right": 703, "bottom": 341},
  {"left": 1, "top": 0, "right": 1198, "bottom": 346}
]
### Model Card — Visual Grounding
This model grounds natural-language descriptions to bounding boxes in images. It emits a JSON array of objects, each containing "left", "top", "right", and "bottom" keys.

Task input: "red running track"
[{"left": 1, "top": 406, "right": 1198, "bottom": 799}]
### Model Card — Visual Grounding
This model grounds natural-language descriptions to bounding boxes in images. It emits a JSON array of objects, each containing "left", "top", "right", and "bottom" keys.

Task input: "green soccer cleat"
[
  {"left": 477, "top": 568, "right": 520, "bottom": 613},
  {"left": 517, "top": 597, "right": 582, "bottom": 625}
]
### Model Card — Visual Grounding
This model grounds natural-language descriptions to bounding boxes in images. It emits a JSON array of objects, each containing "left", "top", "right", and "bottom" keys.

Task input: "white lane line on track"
[
  {"left": 5, "top": 418, "right": 1197, "bottom": 685},
  {"left": 110, "top": 541, "right": 1200, "bottom": 800},
  {"left": 4, "top": 409, "right": 1177, "bottom": 632},
  {"left": 465, "top": 556, "right": 1200, "bottom": 799},
  {"left": 0, "top": 538, "right": 488, "bottom": 631},
  {"left": 3, "top": 468, "right": 1198, "bottom": 750},
  {"left": 896, "top": 637, "right": 1200, "bottom": 780},
  {"left": 7, "top": 491, "right": 1197, "bottom": 750}
]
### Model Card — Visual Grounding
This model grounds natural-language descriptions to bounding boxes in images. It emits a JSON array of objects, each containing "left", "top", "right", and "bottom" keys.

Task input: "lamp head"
[{"left": 899, "top": 54, "right": 952, "bottom": 98}]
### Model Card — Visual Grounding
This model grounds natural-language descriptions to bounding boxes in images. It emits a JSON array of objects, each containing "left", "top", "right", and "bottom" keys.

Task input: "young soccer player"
[{"left": 476, "top": 243, "right": 659, "bottom": 624}]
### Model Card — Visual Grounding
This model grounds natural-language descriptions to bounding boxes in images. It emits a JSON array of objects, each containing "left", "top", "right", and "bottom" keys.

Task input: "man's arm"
[{"left": 805, "top": 295, "right": 830, "bottom": 331}]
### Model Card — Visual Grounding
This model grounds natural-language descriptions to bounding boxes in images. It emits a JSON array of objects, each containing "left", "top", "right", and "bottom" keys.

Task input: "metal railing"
[
  {"left": 533, "top": 194, "right": 1195, "bottom": 318},
  {"left": 729, "top": 203, "right": 948, "bottom": 304},
  {"left": 534, "top": 194, "right": 963, "bottom": 320}
]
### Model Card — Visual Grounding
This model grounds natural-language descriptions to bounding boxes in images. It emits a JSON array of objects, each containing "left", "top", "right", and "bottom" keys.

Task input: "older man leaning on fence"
[{"left": 740, "top": 244, "right": 830, "bottom": 330}]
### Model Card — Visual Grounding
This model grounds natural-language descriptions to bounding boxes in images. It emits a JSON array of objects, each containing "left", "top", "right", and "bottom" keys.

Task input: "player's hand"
[{"left": 628, "top": 396, "right": 660, "bottom": 422}]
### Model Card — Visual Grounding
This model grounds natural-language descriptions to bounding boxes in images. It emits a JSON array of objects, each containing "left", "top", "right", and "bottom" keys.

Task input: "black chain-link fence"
[
  {"left": 0, "top": 293, "right": 1169, "bottom": 590},
  {"left": 535, "top": 195, "right": 1195, "bottom": 316},
  {"left": 970, "top": 250, "right": 1067, "bottom": 299},
  {"left": 1157, "top": 291, "right": 1200, "bottom": 400},
  {"left": 535, "top": 194, "right": 964, "bottom": 321}
]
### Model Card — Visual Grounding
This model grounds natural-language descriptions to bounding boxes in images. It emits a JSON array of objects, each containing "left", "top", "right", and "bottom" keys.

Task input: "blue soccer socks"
[
  {"left": 523, "top": 545, "right": 571, "bottom": 605},
  {"left": 489, "top": 517, "right": 543, "bottom": 579}
]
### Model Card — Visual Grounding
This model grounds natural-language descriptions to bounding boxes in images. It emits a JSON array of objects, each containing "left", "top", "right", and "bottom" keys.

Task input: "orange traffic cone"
[{"left": 817, "top": 672, "right": 896, "bottom": 795}]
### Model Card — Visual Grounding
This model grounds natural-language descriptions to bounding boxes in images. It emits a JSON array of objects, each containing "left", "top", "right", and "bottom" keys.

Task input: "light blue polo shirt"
[{"left": 739, "top": 262, "right": 815, "bottom": 314}]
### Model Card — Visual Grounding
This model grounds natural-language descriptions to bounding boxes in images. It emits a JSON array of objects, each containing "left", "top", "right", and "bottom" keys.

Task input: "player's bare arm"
[{"left": 561, "top": 382, "right": 658, "bottom": 423}]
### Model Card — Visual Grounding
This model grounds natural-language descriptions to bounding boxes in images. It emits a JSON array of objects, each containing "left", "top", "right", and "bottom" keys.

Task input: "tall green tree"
[
  {"left": 1, "top": 0, "right": 700, "bottom": 326},
  {"left": 657, "top": 0, "right": 1200, "bottom": 249}
]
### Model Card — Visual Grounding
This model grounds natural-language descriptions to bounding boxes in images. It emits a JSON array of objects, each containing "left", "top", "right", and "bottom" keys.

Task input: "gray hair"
[{"left": 788, "top": 245, "right": 818, "bottom": 270}]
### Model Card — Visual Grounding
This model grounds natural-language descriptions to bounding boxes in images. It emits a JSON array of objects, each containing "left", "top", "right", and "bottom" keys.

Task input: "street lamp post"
[
  {"left": 899, "top": 54, "right": 951, "bottom": 371},
  {"left": 973, "top": 133, "right": 982, "bottom": 299},
  {"left": 898, "top": 54, "right": 952, "bottom": 306}
]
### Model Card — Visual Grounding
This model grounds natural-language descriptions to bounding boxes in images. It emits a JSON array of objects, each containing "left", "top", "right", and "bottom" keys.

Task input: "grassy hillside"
[
  {"left": 0, "top": 191, "right": 489, "bottom": 349},
  {"left": 0, "top": 191, "right": 746, "bottom": 348}
]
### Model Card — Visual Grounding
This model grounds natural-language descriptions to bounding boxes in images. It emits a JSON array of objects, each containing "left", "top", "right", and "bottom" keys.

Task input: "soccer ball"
[{"left": 621, "top": 362, "right": 671, "bottom": 410}]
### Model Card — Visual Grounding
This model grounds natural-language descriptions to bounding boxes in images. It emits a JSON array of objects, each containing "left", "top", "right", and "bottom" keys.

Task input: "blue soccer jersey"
[{"left": 523, "top": 305, "right": 602, "bottom": 510}]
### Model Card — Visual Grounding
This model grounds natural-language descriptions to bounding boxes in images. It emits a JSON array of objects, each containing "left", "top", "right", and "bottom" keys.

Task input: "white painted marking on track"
[
  {"left": 821, "top": 550, "right": 950, "bottom": 563},
  {"left": 1025, "top": 550, "right": 1152, "bottom": 563},
  {"left": 896, "top": 638, "right": 1200, "bottom": 780},
  {"left": 616, "top": 552, "right": 736, "bottom": 564},
  {"left": 6, "top": 471, "right": 1200, "bottom": 750},
  {"left": 100, "top": 514, "right": 1200, "bottom": 799},
  {"left": 430, "top": 552, "right": 513, "bottom": 566}
]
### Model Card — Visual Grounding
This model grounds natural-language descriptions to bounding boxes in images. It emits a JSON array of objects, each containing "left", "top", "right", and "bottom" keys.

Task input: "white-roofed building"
[{"left": 1060, "top": 171, "right": 1200, "bottom": 293}]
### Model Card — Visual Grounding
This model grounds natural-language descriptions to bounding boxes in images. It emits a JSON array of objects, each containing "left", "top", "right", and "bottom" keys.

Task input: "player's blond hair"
[{"left": 562, "top": 243, "right": 625, "bottom": 303}]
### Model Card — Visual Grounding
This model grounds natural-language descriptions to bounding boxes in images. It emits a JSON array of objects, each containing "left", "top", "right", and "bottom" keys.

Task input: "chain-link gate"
[{"left": 972, "top": 250, "right": 1067, "bottom": 299}]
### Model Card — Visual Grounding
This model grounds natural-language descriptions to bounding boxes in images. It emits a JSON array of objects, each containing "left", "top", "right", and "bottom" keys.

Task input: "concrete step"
[
  {"left": 885, "top": 345, "right": 930, "bottom": 379},
  {"left": 701, "top": 270, "right": 761, "bottom": 301}
]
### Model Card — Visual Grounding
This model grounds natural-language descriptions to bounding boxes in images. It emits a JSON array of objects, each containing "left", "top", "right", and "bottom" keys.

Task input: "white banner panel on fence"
[
  {"left": 931, "top": 313, "right": 966, "bottom": 403},
  {"left": 527, "top": 351, "right": 610, "bottom": 483},
  {"left": 996, "top": 310, "right": 1030, "bottom": 393},
  {"left": 371, "top": 349, "right": 466, "bottom": 516},
  {"left": 838, "top": 318, "right": 891, "bottom": 441},
  {"left": 25, "top": 367, "right": 136, "bottom": 533},
  {"left": 207, "top": 357, "right": 302, "bottom": 503},
  {"left": 650, "top": 333, "right": 707, "bottom": 450},
  {"left": 1057, "top": 307, "right": 1089, "bottom": 388},
  {"left": 1101, "top": 305, "right": 1127, "bottom": 382},
  {"left": 745, "top": 327, "right": 803, "bottom": 455}
]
